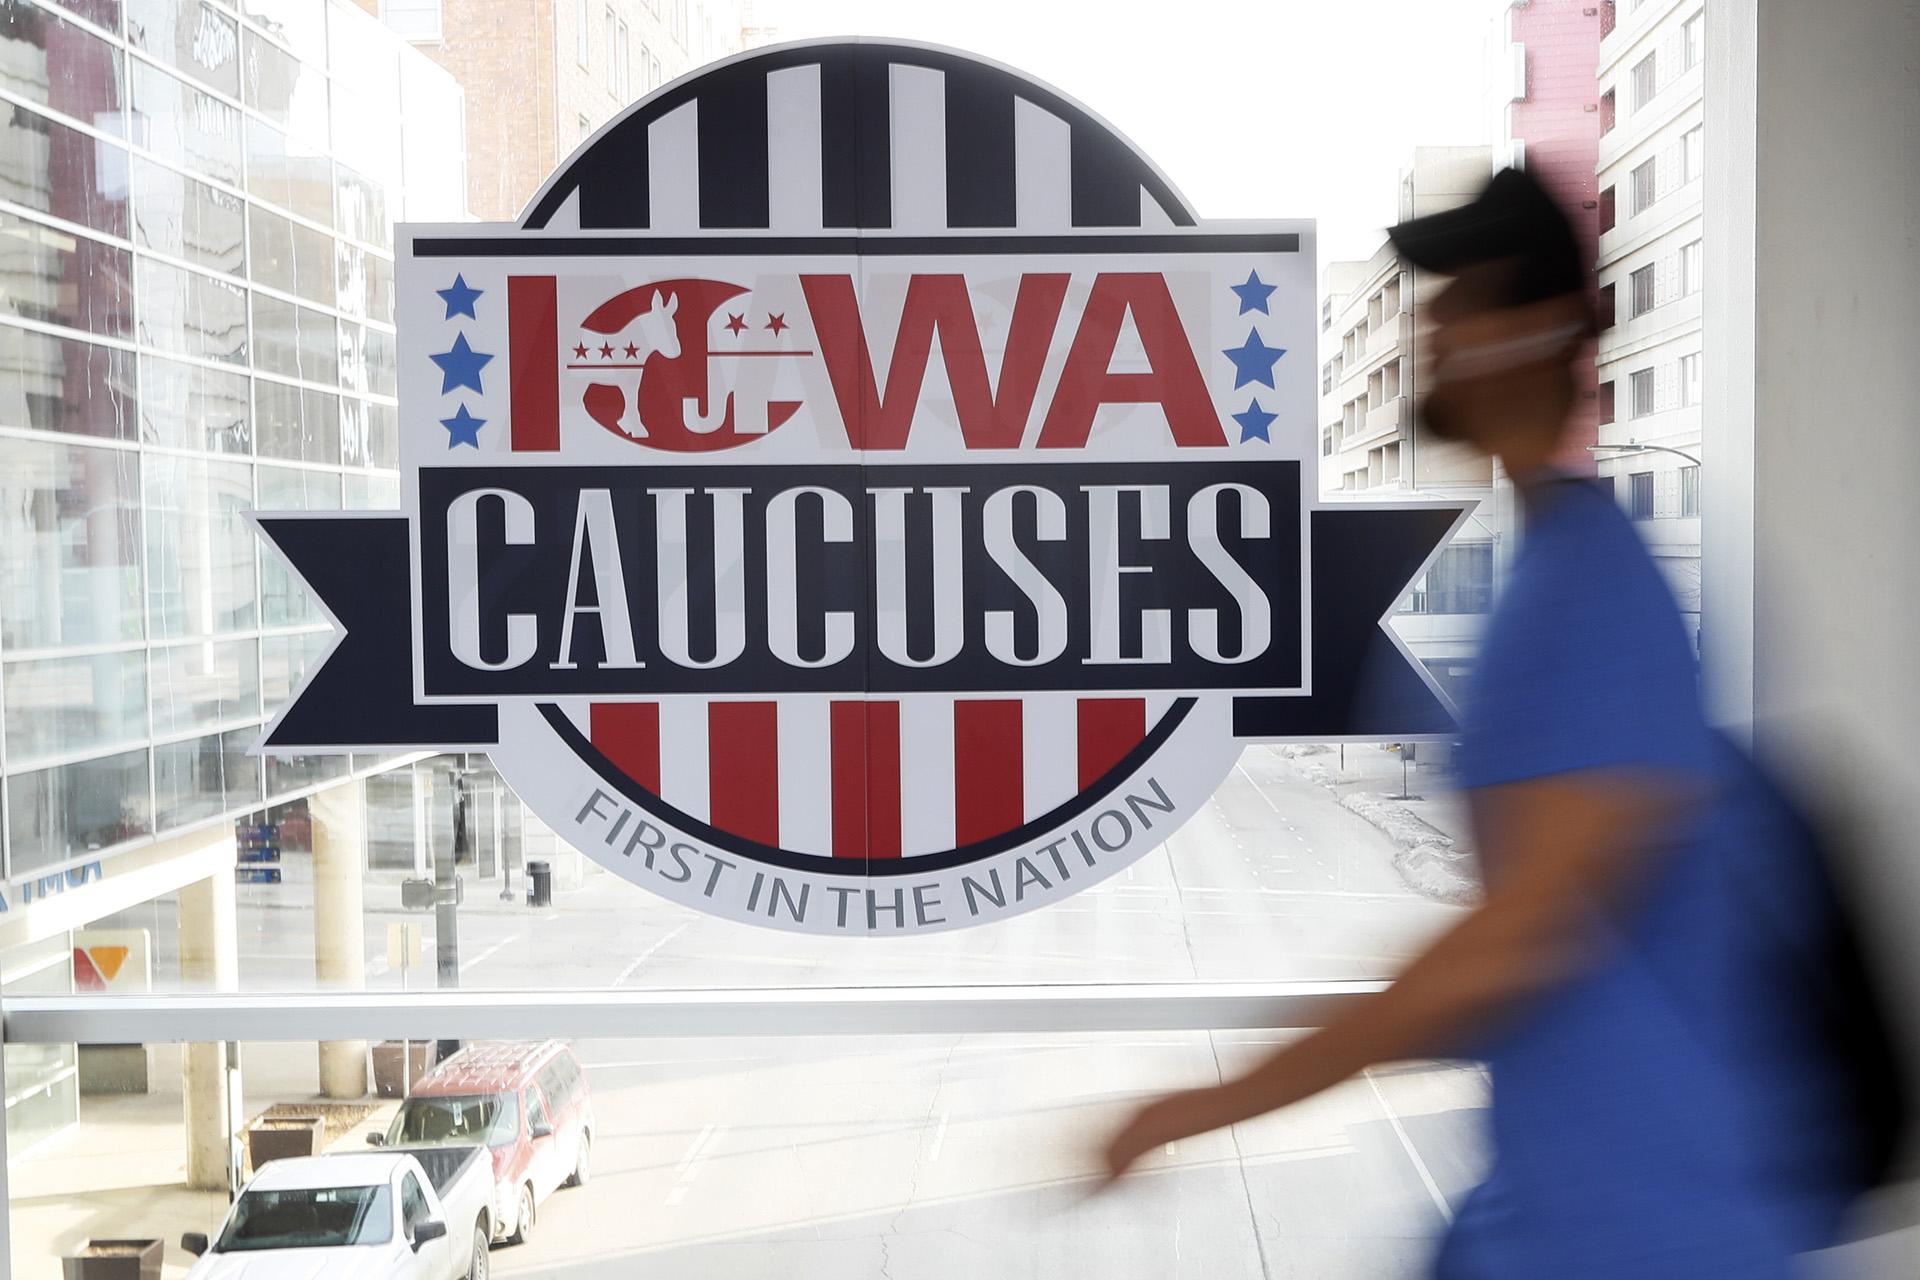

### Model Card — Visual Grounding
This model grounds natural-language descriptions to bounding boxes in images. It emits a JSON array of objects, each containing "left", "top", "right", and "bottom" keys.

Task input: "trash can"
[{"left": 527, "top": 859, "right": 552, "bottom": 908}]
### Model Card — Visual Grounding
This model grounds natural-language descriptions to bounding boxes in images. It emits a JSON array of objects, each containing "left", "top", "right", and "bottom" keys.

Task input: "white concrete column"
[
  {"left": 310, "top": 782, "right": 369, "bottom": 1099},
  {"left": 178, "top": 866, "right": 239, "bottom": 1192}
]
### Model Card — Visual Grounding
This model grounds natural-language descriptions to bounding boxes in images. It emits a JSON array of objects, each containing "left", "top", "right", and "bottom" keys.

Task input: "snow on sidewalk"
[{"left": 1266, "top": 745, "right": 1481, "bottom": 904}]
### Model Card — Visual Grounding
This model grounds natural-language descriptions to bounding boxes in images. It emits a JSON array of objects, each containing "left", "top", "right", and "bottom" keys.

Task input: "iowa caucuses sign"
[{"left": 254, "top": 40, "right": 1467, "bottom": 935}]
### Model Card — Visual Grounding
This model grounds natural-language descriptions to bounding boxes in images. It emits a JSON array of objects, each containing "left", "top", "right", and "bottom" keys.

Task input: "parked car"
[
  {"left": 181, "top": 1147, "right": 494, "bottom": 1279},
  {"left": 372, "top": 1040, "right": 593, "bottom": 1245}
]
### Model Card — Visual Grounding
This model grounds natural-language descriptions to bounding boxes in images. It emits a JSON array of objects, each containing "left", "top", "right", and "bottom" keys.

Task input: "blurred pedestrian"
[{"left": 1097, "top": 167, "right": 1878, "bottom": 1277}]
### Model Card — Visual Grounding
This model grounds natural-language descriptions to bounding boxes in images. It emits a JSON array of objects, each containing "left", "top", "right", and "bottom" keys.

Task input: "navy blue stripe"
[
  {"left": 414, "top": 231, "right": 1301, "bottom": 257},
  {"left": 696, "top": 63, "right": 770, "bottom": 228},
  {"left": 943, "top": 65, "right": 1016, "bottom": 228}
]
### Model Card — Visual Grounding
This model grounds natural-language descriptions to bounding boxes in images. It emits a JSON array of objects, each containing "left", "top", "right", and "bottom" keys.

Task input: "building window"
[
  {"left": 379, "top": 0, "right": 442, "bottom": 41},
  {"left": 604, "top": 9, "right": 618, "bottom": 91},
  {"left": 1683, "top": 125, "right": 1703, "bottom": 182},
  {"left": 1599, "top": 379, "right": 1616, "bottom": 424},
  {"left": 1600, "top": 0, "right": 1615, "bottom": 37},
  {"left": 1631, "top": 52, "right": 1657, "bottom": 111},
  {"left": 1322, "top": 431, "right": 1334, "bottom": 457},
  {"left": 1679, "top": 464, "right": 1701, "bottom": 516},
  {"left": 1683, "top": 13, "right": 1704, "bottom": 70},
  {"left": 577, "top": 0, "right": 589, "bottom": 65},
  {"left": 1321, "top": 362, "right": 1333, "bottom": 394},
  {"left": 1629, "top": 471, "right": 1655, "bottom": 520},
  {"left": 639, "top": 42, "right": 652, "bottom": 90},
  {"left": 1630, "top": 157, "right": 1657, "bottom": 215},
  {"left": 1598, "top": 283, "right": 1617, "bottom": 329},
  {"left": 617, "top": 21, "right": 630, "bottom": 99},
  {"left": 579, "top": 114, "right": 592, "bottom": 142},
  {"left": 1630, "top": 367, "right": 1656, "bottom": 417},
  {"left": 1680, "top": 352, "right": 1701, "bottom": 407},
  {"left": 1321, "top": 299, "right": 1332, "bottom": 332},
  {"left": 1681, "top": 239, "right": 1704, "bottom": 294},
  {"left": 1404, "top": 544, "right": 1495, "bottom": 616},
  {"left": 1599, "top": 185, "right": 1616, "bottom": 233},
  {"left": 1599, "top": 88, "right": 1616, "bottom": 135},
  {"left": 1629, "top": 264, "right": 1656, "bottom": 316}
]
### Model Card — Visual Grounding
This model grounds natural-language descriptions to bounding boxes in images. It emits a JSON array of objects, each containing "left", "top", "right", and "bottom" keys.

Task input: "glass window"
[
  {"left": 3, "top": 650, "right": 147, "bottom": 766},
  {"left": 129, "top": 57, "right": 243, "bottom": 187},
  {"left": 138, "top": 353, "right": 249, "bottom": 452},
  {"left": 333, "top": 162, "right": 389, "bottom": 250},
  {"left": 1628, "top": 263, "right": 1655, "bottom": 316},
  {"left": 257, "top": 462, "right": 342, "bottom": 511},
  {"left": 251, "top": 291, "right": 339, "bottom": 383},
  {"left": 135, "top": 255, "right": 246, "bottom": 363},
  {"left": 150, "top": 636, "right": 261, "bottom": 735},
  {"left": 575, "top": 0, "right": 586, "bottom": 64},
  {"left": 144, "top": 454, "right": 256, "bottom": 638},
  {"left": 0, "top": 436, "right": 143, "bottom": 650},
  {"left": 216, "top": 1184, "right": 392, "bottom": 1252},
  {"left": 1598, "top": 379, "right": 1615, "bottom": 425},
  {"left": 7, "top": 746, "right": 152, "bottom": 872},
  {"left": 248, "top": 203, "right": 335, "bottom": 306},
  {"left": 1630, "top": 51, "right": 1656, "bottom": 111},
  {"left": 380, "top": 0, "right": 439, "bottom": 41},
  {"left": 1679, "top": 464, "right": 1701, "bottom": 517},
  {"left": 1629, "top": 157, "right": 1657, "bottom": 215},
  {"left": 254, "top": 379, "right": 340, "bottom": 462},
  {"left": 0, "top": 327, "right": 137, "bottom": 440},
  {"left": 343, "top": 468, "right": 398, "bottom": 508},
  {"left": 0, "top": 0, "right": 127, "bottom": 131},
  {"left": 126, "top": 0, "right": 240, "bottom": 99},
  {"left": 263, "top": 747, "right": 347, "bottom": 798},
  {"left": 335, "top": 242, "right": 394, "bottom": 322},
  {"left": 260, "top": 627, "right": 328, "bottom": 711},
  {"left": 1680, "top": 352, "right": 1701, "bottom": 408},
  {"left": 1629, "top": 470, "right": 1655, "bottom": 520},
  {"left": 154, "top": 724, "right": 263, "bottom": 830},
  {"left": 43, "top": 0, "right": 122, "bottom": 35},
  {"left": 240, "top": 0, "right": 326, "bottom": 56},
  {"left": 1629, "top": 366, "right": 1656, "bottom": 417},
  {"left": 1401, "top": 542, "right": 1493, "bottom": 616},
  {"left": 129, "top": 155, "right": 246, "bottom": 276},
  {"left": 1598, "top": 88, "right": 1614, "bottom": 135},
  {"left": 602, "top": 8, "right": 614, "bottom": 91},
  {"left": 245, "top": 116, "right": 333, "bottom": 226},
  {"left": 337, "top": 322, "right": 394, "bottom": 395},
  {"left": 1598, "top": 184, "right": 1615, "bottom": 233},
  {"left": 0, "top": 104, "right": 131, "bottom": 238},
  {"left": 1683, "top": 125, "right": 1703, "bottom": 183},
  {"left": 1681, "top": 238, "right": 1703, "bottom": 294},
  {"left": 242, "top": 24, "right": 329, "bottom": 148},
  {"left": 0, "top": 210, "right": 133, "bottom": 338},
  {"left": 1682, "top": 13, "right": 1703, "bottom": 70}
]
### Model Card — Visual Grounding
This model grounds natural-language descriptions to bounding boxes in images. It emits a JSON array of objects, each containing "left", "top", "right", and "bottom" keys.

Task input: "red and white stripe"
[{"left": 568, "top": 694, "right": 1155, "bottom": 859}]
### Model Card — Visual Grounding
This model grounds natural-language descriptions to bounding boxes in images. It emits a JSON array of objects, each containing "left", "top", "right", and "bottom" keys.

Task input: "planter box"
[
  {"left": 371, "top": 1040, "right": 435, "bottom": 1098},
  {"left": 61, "top": 1238, "right": 162, "bottom": 1280},
  {"left": 246, "top": 1115, "right": 323, "bottom": 1171}
]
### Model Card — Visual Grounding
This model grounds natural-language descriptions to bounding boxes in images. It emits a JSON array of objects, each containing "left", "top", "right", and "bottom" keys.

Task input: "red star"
[
  {"left": 724, "top": 312, "right": 747, "bottom": 335},
  {"left": 765, "top": 312, "right": 789, "bottom": 336},
  {"left": 623, "top": 343, "right": 640, "bottom": 358},
  {"left": 598, "top": 343, "right": 614, "bottom": 358},
  {"left": 572, "top": 343, "right": 588, "bottom": 358}
]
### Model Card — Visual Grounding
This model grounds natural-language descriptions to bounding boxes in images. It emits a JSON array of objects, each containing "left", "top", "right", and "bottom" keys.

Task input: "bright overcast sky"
[{"left": 758, "top": 0, "right": 1497, "bottom": 264}]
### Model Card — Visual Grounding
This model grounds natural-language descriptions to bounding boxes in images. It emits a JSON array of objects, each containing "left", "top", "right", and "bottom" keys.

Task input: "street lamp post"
[{"left": 1587, "top": 442, "right": 1702, "bottom": 466}]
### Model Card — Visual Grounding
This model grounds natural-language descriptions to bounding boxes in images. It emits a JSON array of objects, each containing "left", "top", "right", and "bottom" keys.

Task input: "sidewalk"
[{"left": 1261, "top": 743, "right": 1481, "bottom": 903}]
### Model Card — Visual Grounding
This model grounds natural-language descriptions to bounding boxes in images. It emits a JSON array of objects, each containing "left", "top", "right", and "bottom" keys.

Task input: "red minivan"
[{"left": 377, "top": 1040, "right": 594, "bottom": 1246}]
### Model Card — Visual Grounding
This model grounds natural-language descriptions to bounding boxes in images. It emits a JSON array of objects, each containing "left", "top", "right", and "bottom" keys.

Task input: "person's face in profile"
[{"left": 1419, "top": 259, "right": 1590, "bottom": 454}]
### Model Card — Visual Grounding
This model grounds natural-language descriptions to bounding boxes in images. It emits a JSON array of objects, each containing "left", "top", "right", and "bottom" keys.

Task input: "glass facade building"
[{"left": 0, "top": 0, "right": 465, "bottom": 1148}]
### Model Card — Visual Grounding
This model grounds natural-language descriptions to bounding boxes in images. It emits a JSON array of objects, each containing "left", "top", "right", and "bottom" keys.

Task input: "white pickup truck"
[{"left": 181, "top": 1146, "right": 495, "bottom": 1279}]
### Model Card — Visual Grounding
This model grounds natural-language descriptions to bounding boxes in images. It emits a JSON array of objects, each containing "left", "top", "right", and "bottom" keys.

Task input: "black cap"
[{"left": 1387, "top": 167, "right": 1588, "bottom": 307}]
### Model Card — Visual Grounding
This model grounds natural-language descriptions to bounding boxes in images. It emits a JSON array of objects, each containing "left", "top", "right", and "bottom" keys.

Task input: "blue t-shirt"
[{"left": 1437, "top": 479, "right": 1850, "bottom": 1279}]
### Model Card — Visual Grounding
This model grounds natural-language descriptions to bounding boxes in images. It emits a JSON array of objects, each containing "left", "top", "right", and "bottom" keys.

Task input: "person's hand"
[{"left": 1097, "top": 1088, "right": 1228, "bottom": 1188}]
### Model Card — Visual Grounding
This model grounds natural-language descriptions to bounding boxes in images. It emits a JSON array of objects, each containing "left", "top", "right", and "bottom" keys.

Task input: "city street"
[{"left": 17, "top": 746, "right": 1482, "bottom": 1278}]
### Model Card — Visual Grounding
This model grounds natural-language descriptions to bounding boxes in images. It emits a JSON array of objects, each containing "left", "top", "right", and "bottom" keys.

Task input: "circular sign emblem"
[{"left": 256, "top": 40, "right": 1464, "bottom": 935}]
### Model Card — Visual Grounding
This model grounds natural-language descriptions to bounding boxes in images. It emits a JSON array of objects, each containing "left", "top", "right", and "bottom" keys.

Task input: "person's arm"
[{"left": 1100, "top": 769, "right": 1689, "bottom": 1182}]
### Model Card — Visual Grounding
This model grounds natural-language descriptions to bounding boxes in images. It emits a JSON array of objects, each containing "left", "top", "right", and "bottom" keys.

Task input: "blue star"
[
  {"left": 1229, "top": 269, "right": 1276, "bottom": 315},
  {"left": 1222, "top": 329, "right": 1286, "bottom": 389},
  {"left": 436, "top": 274, "right": 483, "bottom": 320},
  {"left": 1233, "top": 399, "right": 1277, "bottom": 443},
  {"left": 440, "top": 404, "right": 485, "bottom": 448},
  {"left": 430, "top": 332, "right": 493, "bottom": 395}
]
